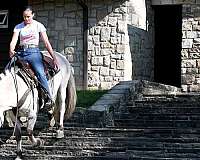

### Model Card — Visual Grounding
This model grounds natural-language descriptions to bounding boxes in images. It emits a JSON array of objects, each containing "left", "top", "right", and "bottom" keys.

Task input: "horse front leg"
[
  {"left": 27, "top": 115, "right": 43, "bottom": 146},
  {"left": 14, "top": 120, "right": 23, "bottom": 160}
]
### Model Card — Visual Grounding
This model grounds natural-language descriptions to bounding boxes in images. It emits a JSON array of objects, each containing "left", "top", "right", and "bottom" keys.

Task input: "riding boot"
[
  {"left": 38, "top": 87, "right": 54, "bottom": 112},
  {"left": 44, "top": 94, "right": 54, "bottom": 110}
]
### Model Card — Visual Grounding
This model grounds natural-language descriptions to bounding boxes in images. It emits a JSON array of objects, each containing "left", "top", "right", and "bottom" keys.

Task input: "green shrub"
[{"left": 76, "top": 90, "right": 107, "bottom": 108}]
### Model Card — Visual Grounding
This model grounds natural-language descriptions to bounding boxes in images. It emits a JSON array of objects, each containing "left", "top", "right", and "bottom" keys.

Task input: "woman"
[{"left": 9, "top": 6, "right": 58, "bottom": 108}]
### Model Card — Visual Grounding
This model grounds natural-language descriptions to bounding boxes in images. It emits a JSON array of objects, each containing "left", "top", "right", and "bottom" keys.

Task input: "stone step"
[
  {"left": 1, "top": 154, "right": 197, "bottom": 160},
  {"left": 127, "top": 106, "right": 200, "bottom": 114},
  {"left": 116, "top": 113, "right": 200, "bottom": 121},
  {"left": 37, "top": 112, "right": 85, "bottom": 122},
  {"left": 5, "top": 135, "right": 200, "bottom": 145},
  {"left": 126, "top": 150, "right": 200, "bottom": 159},
  {"left": 134, "top": 102, "right": 200, "bottom": 108},
  {"left": 114, "top": 119, "right": 200, "bottom": 128},
  {"left": 34, "top": 122, "right": 86, "bottom": 129},
  {"left": 0, "top": 155, "right": 138, "bottom": 160},
  {"left": 130, "top": 93, "right": 200, "bottom": 102},
  {"left": 2, "top": 127, "right": 200, "bottom": 140},
  {"left": 3, "top": 141, "right": 200, "bottom": 153},
  {"left": 2, "top": 143, "right": 200, "bottom": 159},
  {"left": 134, "top": 97, "right": 200, "bottom": 103}
]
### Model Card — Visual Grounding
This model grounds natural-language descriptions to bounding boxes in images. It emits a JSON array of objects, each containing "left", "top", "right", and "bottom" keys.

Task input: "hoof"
[
  {"left": 56, "top": 129, "right": 64, "bottom": 139},
  {"left": 33, "top": 138, "right": 44, "bottom": 147},
  {"left": 15, "top": 150, "right": 22, "bottom": 160},
  {"left": 6, "top": 136, "right": 16, "bottom": 144},
  {"left": 15, "top": 157, "right": 22, "bottom": 160},
  {"left": 49, "top": 117, "right": 55, "bottom": 127}
]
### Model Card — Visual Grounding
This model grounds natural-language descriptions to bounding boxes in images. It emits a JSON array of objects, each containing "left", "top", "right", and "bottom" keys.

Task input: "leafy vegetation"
[{"left": 76, "top": 90, "right": 108, "bottom": 108}]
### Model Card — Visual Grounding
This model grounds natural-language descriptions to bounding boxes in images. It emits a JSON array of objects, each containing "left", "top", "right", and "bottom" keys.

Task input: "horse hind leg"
[
  {"left": 56, "top": 73, "right": 76, "bottom": 139},
  {"left": 56, "top": 87, "right": 66, "bottom": 139}
]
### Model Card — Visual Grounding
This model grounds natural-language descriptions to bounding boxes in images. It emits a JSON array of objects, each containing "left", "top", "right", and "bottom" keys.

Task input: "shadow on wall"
[
  {"left": 128, "top": 24, "right": 154, "bottom": 81},
  {"left": 127, "top": 0, "right": 154, "bottom": 81},
  {"left": 87, "top": 0, "right": 128, "bottom": 28}
]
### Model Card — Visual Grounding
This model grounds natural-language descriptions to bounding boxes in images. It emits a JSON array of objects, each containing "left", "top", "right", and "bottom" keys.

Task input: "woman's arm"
[
  {"left": 9, "top": 32, "right": 19, "bottom": 58},
  {"left": 40, "top": 31, "right": 59, "bottom": 68}
]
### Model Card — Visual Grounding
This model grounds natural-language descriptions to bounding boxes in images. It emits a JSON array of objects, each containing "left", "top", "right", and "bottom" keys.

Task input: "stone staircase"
[{"left": 1, "top": 80, "right": 200, "bottom": 159}]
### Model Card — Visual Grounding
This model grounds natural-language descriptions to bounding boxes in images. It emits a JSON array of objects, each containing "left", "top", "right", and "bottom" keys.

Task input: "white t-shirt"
[{"left": 14, "top": 20, "right": 46, "bottom": 46}]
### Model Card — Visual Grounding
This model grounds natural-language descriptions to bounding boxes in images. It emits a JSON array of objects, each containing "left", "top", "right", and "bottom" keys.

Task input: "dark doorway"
[
  {"left": 154, "top": 5, "right": 182, "bottom": 87},
  {"left": 0, "top": 0, "right": 27, "bottom": 70}
]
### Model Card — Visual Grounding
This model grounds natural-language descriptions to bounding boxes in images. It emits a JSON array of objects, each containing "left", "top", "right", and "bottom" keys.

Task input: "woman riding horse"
[{"left": 9, "top": 6, "right": 58, "bottom": 108}]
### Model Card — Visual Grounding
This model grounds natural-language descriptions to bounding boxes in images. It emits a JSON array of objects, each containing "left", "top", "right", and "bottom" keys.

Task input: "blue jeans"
[{"left": 17, "top": 48, "right": 51, "bottom": 97}]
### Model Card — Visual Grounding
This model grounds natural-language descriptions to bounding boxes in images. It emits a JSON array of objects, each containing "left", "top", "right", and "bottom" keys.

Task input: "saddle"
[{"left": 18, "top": 52, "right": 59, "bottom": 80}]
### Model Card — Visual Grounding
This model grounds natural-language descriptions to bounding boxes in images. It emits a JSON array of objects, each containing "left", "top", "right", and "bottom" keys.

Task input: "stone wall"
[
  {"left": 86, "top": 0, "right": 154, "bottom": 89},
  {"left": 182, "top": 4, "right": 200, "bottom": 92},
  {"left": 28, "top": 0, "right": 84, "bottom": 89}
]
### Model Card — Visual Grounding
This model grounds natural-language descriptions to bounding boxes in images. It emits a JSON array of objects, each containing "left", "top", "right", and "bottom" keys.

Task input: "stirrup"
[
  {"left": 45, "top": 98, "right": 54, "bottom": 107},
  {"left": 44, "top": 95, "right": 54, "bottom": 111}
]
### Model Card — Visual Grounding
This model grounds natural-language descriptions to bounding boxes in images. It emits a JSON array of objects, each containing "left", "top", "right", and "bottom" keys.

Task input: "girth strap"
[{"left": 16, "top": 87, "right": 32, "bottom": 108}]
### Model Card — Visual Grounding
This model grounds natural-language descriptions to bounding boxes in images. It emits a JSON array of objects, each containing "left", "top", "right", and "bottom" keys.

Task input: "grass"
[{"left": 76, "top": 90, "right": 108, "bottom": 109}]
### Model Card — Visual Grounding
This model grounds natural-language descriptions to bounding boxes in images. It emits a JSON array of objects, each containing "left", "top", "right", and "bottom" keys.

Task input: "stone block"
[
  {"left": 91, "top": 57, "right": 104, "bottom": 66},
  {"left": 182, "top": 39, "right": 193, "bottom": 49},
  {"left": 100, "top": 67, "right": 109, "bottom": 76},
  {"left": 116, "top": 60, "right": 124, "bottom": 70},
  {"left": 100, "top": 27, "right": 111, "bottom": 42}
]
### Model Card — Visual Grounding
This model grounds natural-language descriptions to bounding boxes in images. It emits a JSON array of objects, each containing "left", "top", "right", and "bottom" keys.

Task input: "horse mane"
[
  {"left": 0, "top": 70, "right": 8, "bottom": 80},
  {"left": 0, "top": 68, "right": 15, "bottom": 81}
]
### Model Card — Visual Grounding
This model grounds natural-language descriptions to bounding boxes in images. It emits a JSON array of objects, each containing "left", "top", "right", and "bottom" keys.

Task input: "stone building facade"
[
  {"left": 26, "top": 0, "right": 200, "bottom": 92},
  {"left": 28, "top": 0, "right": 154, "bottom": 90},
  {"left": 181, "top": 3, "right": 200, "bottom": 92}
]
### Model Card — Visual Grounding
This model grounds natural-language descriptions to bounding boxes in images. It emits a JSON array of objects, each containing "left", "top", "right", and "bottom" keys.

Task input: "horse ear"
[
  {"left": 0, "top": 72, "right": 5, "bottom": 79},
  {"left": 5, "top": 69, "right": 10, "bottom": 76}
]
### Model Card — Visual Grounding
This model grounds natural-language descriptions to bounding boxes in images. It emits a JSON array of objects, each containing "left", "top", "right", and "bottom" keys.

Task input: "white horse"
[{"left": 0, "top": 51, "right": 76, "bottom": 160}]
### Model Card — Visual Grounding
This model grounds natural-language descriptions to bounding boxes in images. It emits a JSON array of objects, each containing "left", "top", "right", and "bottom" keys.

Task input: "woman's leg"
[{"left": 25, "top": 48, "right": 52, "bottom": 98}]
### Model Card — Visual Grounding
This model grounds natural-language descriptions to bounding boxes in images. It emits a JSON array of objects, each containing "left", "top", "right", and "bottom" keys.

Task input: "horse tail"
[{"left": 64, "top": 70, "right": 77, "bottom": 120}]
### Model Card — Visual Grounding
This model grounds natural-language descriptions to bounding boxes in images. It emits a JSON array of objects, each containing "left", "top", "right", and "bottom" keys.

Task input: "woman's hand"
[
  {"left": 9, "top": 32, "right": 19, "bottom": 58},
  {"left": 9, "top": 50, "right": 16, "bottom": 58},
  {"left": 53, "top": 57, "right": 59, "bottom": 71}
]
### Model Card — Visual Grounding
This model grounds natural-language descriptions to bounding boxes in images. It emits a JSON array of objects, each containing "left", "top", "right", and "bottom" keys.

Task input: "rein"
[{"left": 10, "top": 58, "right": 36, "bottom": 137}]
